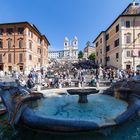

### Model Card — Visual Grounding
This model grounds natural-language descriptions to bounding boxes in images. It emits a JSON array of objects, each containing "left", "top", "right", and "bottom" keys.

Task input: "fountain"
[
  {"left": 0, "top": 80, "right": 140, "bottom": 134},
  {"left": 67, "top": 88, "right": 99, "bottom": 103},
  {"left": 0, "top": 103, "right": 6, "bottom": 115}
]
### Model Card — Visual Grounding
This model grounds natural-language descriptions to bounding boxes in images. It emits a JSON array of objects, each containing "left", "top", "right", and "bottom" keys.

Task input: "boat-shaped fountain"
[{"left": 0, "top": 80, "right": 140, "bottom": 134}]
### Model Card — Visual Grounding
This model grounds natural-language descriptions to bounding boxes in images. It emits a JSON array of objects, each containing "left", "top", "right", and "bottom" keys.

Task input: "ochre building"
[{"left": 0, "top": 22, "right": 50, "bottom": 72}]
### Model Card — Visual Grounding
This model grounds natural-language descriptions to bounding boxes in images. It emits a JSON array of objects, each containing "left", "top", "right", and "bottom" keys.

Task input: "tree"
[
  {"left": 86, "top": 41, "right": 90, "bottom": 47},
  {"left": 78, "top": 51, "right": 84, "bottom": 59},
  {"left": 88, "top": 52, "right": 96, "bottom": 61}
]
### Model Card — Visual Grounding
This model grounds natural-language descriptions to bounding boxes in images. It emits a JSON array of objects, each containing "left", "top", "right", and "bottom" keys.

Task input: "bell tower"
[
  {"left": 72, "top": 36, "right": 78, "bottom": 59},
  {"left": 73, "top": 36, "right": 78, "bottom": 47},
  {"left": 64, "top": 37, "right": 69, "bottom": 49}
]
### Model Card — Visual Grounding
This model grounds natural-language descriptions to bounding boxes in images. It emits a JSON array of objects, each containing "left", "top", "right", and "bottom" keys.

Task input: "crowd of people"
[{"left": 0, "top": 62, "right": 140, "bottom": 91}]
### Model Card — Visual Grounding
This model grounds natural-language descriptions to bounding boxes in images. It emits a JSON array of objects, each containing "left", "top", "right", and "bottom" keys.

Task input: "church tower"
[
  {"left": 63, "top": 36, "right": 78, "bottom": 60},
  {"left": 72, "top": 36, "right": 78, "bottom": 59},
  {"left": 73, "top": 36, "right": 78, "bottom": 47},
  {"left": 64, "top": 37, "right": 69, "bottom": 49},
  {"left": 64, "top": 37, "right": 69, "bottom": 58}
]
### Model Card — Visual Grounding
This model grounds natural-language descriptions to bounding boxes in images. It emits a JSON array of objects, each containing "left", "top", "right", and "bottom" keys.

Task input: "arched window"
[
  {"left": 19, "top": 39, "right": 23, "bottom": 48},
  {"left": 124, "top": 33, "right": 131, "bottom": 44},
  {"left": 7, "top": 39, "right": 12, "bottom": 49}
]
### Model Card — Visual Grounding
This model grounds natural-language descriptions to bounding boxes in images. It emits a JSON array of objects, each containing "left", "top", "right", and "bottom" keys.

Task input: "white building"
[
  {"left": 48, "top": 36, "right": 78, "bottom": 61},
  {"left": 64, "top": 36, "right": 78, "bottom": 60},
  {"left": 48, "top": 50, "right": 64, "bottom": 59}
]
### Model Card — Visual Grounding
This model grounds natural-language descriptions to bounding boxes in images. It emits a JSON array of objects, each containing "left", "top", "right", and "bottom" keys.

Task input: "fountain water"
[{"left": 0, "top": 81, "right": 140, "bottom": 134}]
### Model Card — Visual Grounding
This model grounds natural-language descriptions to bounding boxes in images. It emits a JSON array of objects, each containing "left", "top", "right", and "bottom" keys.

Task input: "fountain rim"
[{"left": 20, "top": 94, "right": 131, "bottom": 133}]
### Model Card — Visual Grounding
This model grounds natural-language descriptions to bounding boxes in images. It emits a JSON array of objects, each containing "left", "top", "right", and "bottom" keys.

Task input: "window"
[
  {"left": 29, "top": 41, "right": 32, "bottom": 50},
  {"left": 65, "top": 42, "right": 67, "bottom": 46},
  {"left": 116, "top": 53, "right": 119, "bottom": 59},
  {"left": 19, "top": 53, "right": 23, "bottom": 62},
  {"left": 106, "top": 34, "right": 109, "bottom": 41},
  {"left": 131, "top": 50, "right": 134, "bottom": 57},
  {"left": 29, "top": 55, "right": 32, "bottom": 60},
  {"left": 125, "top": 33, "right": 131, "bottom": 44},
  {"left": 7, "top": 39, "right": 12, "bottom": 49},
  {"left": 31, "top": 32, "right": 33, "bottom": 38},
  {"left": 0, "top": 28, "right": 4, "bottom": 35},
  {"left": 8, "top": 54, "right": 12, "bottom": 63},
  {"left": 116, "top": 24, "right": 119, "bottom": 32},
  {"left": 100, "top": 49, "right": 102, "bottom": 54},
  {"left": 38, "top": 38, "right": 41, "bottom": 44},
  {"left": 38, "top": 58, "right": 40, "bottom": 62},
  {"left": 100, "top": 38, "right": 102, "bottom": 43},
  {"left": 126, "top": 21, "right": 130, "bottom": 28},
  {"left": 96, "top": 42, "right": 99, "bottom": 47},
  {"left": 100, "top": 59, "right": 102, "bottom": 63},
  {"left": 138, "top": 51, "right": 140, "bottom": 57},
  {"left": 38, "top": 48, "right": 41, "bottom": 54},
  {"left": 0, "top": 54, "right": 2, "bottom": 62},
  {"left": 0, "top": 39, "right": 3, "bottom": 48},
  {"left": 106, "top": 45, "right": 110, "bottom": 52},
  {"left": 114, "top": 39, "right": 119, "bottom": 47},
  {"left": 126, "top": 51, "right": 131, "bottom": 57},
  {"left": 96, "top": 52, "right": 98, "bottom": 56},
  {"left": 28, "top": 30, "right": 31, "bottom": 37},
  {"left": 19, "top": 39, "right": 23, "bottom": 48},
  {"left": 106, "top": 56, "right": 110, "bottom": 61},
  {"left": 138, "top": 33, "right": 140, "bottom": 43},
  {"left": 18, "top": 27, "right": 24, "bottom": 34},
  {"left": 7, "top": 28, "right": 13, "bottom": 35}
]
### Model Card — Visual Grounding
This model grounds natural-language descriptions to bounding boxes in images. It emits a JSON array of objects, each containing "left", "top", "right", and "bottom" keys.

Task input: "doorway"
[
  {"left": 8, "top": 66, "right": 12, "bottom": 72},
  {"left": 19, "top": 66, "right": 23, "bottom": 71},
  {"left": 126, "top": 65, "right": 131, "bottom": 70},
  {"left": 0, "top": 64, "right": 3, "bottom": 71}
]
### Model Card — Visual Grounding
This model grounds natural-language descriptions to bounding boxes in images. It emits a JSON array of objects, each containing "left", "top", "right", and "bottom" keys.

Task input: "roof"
[
  {"left": 93, "top": 3, "right": 140, "bottom": 43},
  {"left": 0, "top": 21, "right": 50, "bottom": 45},
  {"left": 93, "top": 31, "right": 105, "bottom": 43}
]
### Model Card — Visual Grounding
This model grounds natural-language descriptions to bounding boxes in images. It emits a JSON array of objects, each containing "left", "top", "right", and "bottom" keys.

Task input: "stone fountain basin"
[
  {"left": 20, "top": 94, "right": 137, "bottom": 133},
  {"left": 67, "top": 88, "right": 100, "bottom": 103},
  {"left": 1, "top": 82, "right": 140, "bottom": 133},
  {"left": 0, "top": 103, "right": 6, "bottom": 116},
  {"left": 67, "top": 88, "right": 99, "bottom": 95}
]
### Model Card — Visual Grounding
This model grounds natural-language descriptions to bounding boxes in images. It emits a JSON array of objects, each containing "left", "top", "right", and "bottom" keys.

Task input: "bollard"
[
  {"left": 96, "top": 81, "right": 99, "bottom": 89},
  {"left": 59, "top": 83, "right": 62, "bottom": 89},
  {"left": 37, "top": 85, "right": 41, "bottom": 92},
  {"left": 78, "top": 82, "right": 81, "bottom": 88}
]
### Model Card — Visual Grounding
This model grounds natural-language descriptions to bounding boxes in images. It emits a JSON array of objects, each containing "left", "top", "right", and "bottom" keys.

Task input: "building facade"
[
  {"left": 64, "top": 36, "right": 78, "bottom": 60},
  {"left": 83, "top": 42, "right": 96, "bottom": 59},
  {"left": 48, "top": 50, "right": 64, "bottom": 59},
  {"left": 48, "top": 36, "right": 78, "bottom": 61},
  {"left": 93, "top": 2, "right": 140, "bottom": 70},
  {"left": 0, "top": 22, "right": 50, "bottom": 72}
]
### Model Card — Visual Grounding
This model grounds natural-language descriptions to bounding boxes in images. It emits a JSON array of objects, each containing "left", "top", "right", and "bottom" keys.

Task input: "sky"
[{"left": 0, "top": 0, "right": 135, "bottom": 51}]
